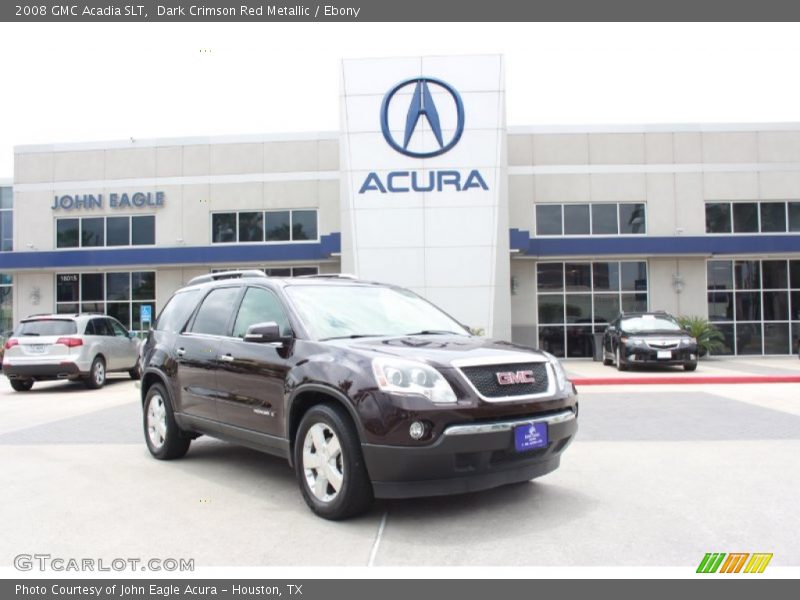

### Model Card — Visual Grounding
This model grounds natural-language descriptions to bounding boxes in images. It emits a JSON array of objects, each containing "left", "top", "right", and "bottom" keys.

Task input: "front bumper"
[
  {"left": 2, "top": 362, "right": 82, "bottom": 380},
  {"left": 622, "top": 346, "right": 697, "bottom": 365},
  {"left": 362, "top": 409, "right": 578, "bottom": 499}
]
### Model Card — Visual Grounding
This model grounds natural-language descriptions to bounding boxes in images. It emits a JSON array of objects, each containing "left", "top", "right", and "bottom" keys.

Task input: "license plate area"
[
  {"left": 657, "top": 350, "right": 672, "bottom": 359},
  {"left": 514, "top": 422, "right": 548, "bottom": 452},
  {"left": 26, "top": 344, "right": 47, "bottom": 354}
]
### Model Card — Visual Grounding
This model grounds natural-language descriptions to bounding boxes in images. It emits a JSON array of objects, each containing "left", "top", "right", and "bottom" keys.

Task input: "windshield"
[
  {"left": 621, "top": 315, "right": 682, "bottom": 334},
  {"left": 285, "top": 284, "right": 469, "bottom": 340},
  {"left": 17, "top": 319, "right": 77, "bottom": 336}
]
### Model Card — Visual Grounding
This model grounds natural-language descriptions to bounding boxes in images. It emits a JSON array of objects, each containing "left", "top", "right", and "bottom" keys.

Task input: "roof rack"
[
  {"left": 295, "top": 273, "right": 359, "bottom": 280},
  {"left": 187, "top": 269, "right": 268, "bottom": 286}
]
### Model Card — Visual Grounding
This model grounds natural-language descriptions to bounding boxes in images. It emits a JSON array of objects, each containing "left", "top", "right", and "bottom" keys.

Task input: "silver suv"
[{"left": 2, "top": 314, "right": 142, "bottom": 392}]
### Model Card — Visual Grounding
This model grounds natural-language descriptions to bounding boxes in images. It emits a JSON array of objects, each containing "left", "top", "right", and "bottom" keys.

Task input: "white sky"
[{"left": 1, "top": 22, "right": 800, "bottom": 177}]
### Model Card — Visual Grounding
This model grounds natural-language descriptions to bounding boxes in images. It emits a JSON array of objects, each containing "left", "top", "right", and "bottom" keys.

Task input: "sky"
[{"left": 1, "top": 22, "right": 800, "bottom": 177}]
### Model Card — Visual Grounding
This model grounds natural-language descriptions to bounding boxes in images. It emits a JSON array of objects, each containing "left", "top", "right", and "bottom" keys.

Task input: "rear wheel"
[
  {"left": 10, "top": 379, "right": 34, "bottom": 392},
  {"left": 143, "top": 383, "right": 191, "bottom": 460},
  {"left": 294, "top": 404, "right": 373, "bottom": 520},
  {"left": 84, "top": 356, "right": 106, "bottom": 389}
]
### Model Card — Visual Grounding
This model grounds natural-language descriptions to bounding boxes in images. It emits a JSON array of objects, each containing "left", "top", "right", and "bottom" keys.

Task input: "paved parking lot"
[{"left": 0, "top": 363, "right": 798, "bottom": 568}]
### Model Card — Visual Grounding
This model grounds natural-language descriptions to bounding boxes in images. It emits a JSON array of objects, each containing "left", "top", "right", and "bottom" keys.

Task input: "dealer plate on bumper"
[
  {"left": 514, "top": 422, "right": 548, "bottom": 452},
  {"left": 657, "top": 350, "right": 672, "bottom": 359}
]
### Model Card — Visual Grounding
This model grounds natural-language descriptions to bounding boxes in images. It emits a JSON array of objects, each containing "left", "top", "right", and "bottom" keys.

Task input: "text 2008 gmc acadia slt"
[{"left": 139, "top": 271, "right": 578, "bottom": 519}]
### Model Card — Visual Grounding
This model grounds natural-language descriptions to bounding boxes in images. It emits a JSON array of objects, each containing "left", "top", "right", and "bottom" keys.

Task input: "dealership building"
[{"left": 1, "top": 54, "right": 799, "bottom": 356}]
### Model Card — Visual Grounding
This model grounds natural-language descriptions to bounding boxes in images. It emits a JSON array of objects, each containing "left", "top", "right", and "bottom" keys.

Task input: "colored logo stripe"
[
  {"left": 696, "top": 552, "right": 773, "bottom": 573},
  {"left": 719, "top": 553, "right": 749, "bottom": 573},
  {"left": 744, "top": 553, "right": 773, "bottom": 573},
  {"left": 697, "top": 553, "right": 726, "bottom": 573}
]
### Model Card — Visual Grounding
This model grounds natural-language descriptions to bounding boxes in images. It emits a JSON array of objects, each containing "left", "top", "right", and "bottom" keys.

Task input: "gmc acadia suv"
[{"left": 139, "top": 271, "right": 578, "bottom": 519}]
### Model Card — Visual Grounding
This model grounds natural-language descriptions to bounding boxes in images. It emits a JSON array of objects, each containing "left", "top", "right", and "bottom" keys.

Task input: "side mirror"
[
  {"left": 128, "top": 330, "right": 137, "bottom": 339},
  {"left": 244, "top": 321, "right": 285, "bottom": 344}
]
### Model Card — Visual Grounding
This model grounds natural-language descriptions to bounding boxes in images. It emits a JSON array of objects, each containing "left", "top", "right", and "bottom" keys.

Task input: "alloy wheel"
[{"left": 302, "top": 423, "right": 344, "bottom": 503}]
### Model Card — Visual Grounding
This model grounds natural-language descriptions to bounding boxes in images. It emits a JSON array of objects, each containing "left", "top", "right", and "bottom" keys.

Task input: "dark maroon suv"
[{"left": 140, "top": 271, "right": 578, "bottom": 519}]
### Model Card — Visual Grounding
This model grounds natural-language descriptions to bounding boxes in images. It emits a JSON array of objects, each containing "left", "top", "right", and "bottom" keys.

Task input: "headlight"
[
  {"left": 622, "top": 337, "right": 645, "bottom": 346},
  {"left": 372, "top": 358, "right": 457, "bottom": 404},
  {"left": 681, "top": 337, "right": 695, "bottom": 345},
  {"left": 541, "top": 351, "right": 569, "bottom": 392}
]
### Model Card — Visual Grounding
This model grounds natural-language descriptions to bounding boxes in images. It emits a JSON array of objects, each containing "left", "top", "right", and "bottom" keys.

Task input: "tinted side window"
[
  {"left": 84, "top": 320, "right": 96, "bottom": 335},
  {"left": 190, "top": 287, "right": 240, "bottom": 336},
  {"left": 109, "top": 319, "right": 128, "bottom": 337},
  {"left": 91, "top": 318, "right": 113, "bottom": 336},
  {"left": 232, "top": 287, "right": 292, "bottom": 338},
  {"left": 155, "top": 289, "right": 203, "bottom": 333}
]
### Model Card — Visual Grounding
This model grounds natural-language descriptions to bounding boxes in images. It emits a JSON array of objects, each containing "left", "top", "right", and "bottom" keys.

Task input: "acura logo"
[
  {"left": 380, "top": 77, "right": 465, "bottom": 158},
  {"left": 496, "top": 370, "right": 536, "bottom": 385}
]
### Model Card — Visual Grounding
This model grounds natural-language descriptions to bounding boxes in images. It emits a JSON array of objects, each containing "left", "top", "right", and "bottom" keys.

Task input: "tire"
[
  {"left": 615, "top": 347, "right": 628, "bottom": 371},
  {"left": 84, "top": 356, "right": 106, "bottom": 389},
  {"left": 10, "top": 379, "right": 34, "bottom": 392},
  {"left": 684, "top": 362, "right": 698, "bottom": 372},
  {"left": 129, "top": 364, "right": 141, "bottom": 380},
  {"left": 143, "top": 383, "right": 191, "bottom": 460},
  {"left": 602, "top": 355, "right": 613, "bottom": 366},
  {"left": 294, "top": 403, "right": 373, "bottom": 520}
]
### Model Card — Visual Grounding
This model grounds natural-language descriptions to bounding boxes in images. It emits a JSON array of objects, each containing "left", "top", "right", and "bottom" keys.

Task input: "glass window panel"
[
  {"left": 621, "top": 262, "right": 647, "bottom": 292},
  {"left": 292, "top": 210, "right": 318, "bottom": 241},
  {"left": 132, "top": 272, "right": 155, "bottom": 300},
  {"left": 0, "top": 187, "right": 12, "bottom": 209},
  {"left": 793, "top": 323, "right": 800, "bottom": 355},
  {"left": 707, "top": 260, "right": 733, "bottom": 291},
  {"left": 537, "top": 295, "right": 564, "bottom": 324},
  {"left": 56, "top": 273, "right": 79, "bottom": 303},
  {"left": 81, "top": 218, "right": 104, "bottom": 247},
  {"left": 190, "top": 287, "right": 240, "bottom": 335},
  {"left": 131, "top": 216, "right": 155, "bottom": 245},
  {"left": 292, "top": 267, "right": 319, "bottom": 277},
  {"left": 621, "top": 293, "right": 648, "bottom": 313},
  {"left": 232, "top": 287, "right": 292, "bottom": 338},
  {"left": 81, "top": 302, "right": 104, "bottom": 314},
  {"left": 538, "top": 326, "right": 565, "bottom": 358},
  {"left": 734, "top": 292, "right": 761, "bottom": 321},
  {"left": 591, "top": 204, "right": 618, "bottom": 234},
  {"left": 762, "top": 260, "right": 788, "bottom": 289},
  {"left": 535, "top": 205, "right": 562, "bottom": 236},
  {"left": 132, "top": 302, "right": 156, "bottom": 331},
  {"left": 212, "top": 213, "right": 236, "bottom": 243},
  {"left": 536, "top": 263, "right": 563, "bottom": 291},
  {"left": 763, "top": 291, "right": 789, "bottom": 321},
  {"left": 791, "top": 261, "right": 800, "bottom": 289},
  {"left": 565, "top": 294, "right": 592, "bottom": 323},
  {"left": 705, "top": 203, "right": 732, "bottom": 233},
  {"left": 714, "top": 324, "right": 735, "bottom": 356},
  {"left": 789, "top": 202, "right": 800, "bottom": 232},
  {"left": 106, "top": 217, "right": 130, "bottom": 246},
  {"left": 81, "top": 273, "right": 104, "bottom": 301},
  {"left": 564, "top": 263, "right": 591, "bottom": 292},
  {"left": 736, "top": 323, "right": 763, "bottom": 355},
  {"left": 56, "top": 303, "right": 78, "bottom": 315},
  {"left": 592, "top": 262, "right": 620, "bottom": 291},
  {"left": 566, "top": 326, "right": 593, "bottom": 358},
  {"left": 265, "top": 211, "right": 291, "bottom": 241},
  {"left": 1, "top": 212, "right": 12, "bottom": 251},
  {"left": 265, "top": 268, "right": 292, "bottom": 277},
  {"left": 238, "top": 212, "right": 264, "bottom": 242},
  {"left": 760, "top": 202, "right": 787, "bottom": 233},
  {"left": 106, "top": 303, "right": 131, "bottom": 329},
  {"left": 792, "top": 291, "right": 800, "bottom": 321},
  {"left": 593, "top": 294, "right": 621, "bottom": 324},
  {"left": 707, "top": 292, "right": 734, "bottom": 321},
  {"left": 106, "top": 272, "right": 130, "bottom": 301},
  {"left": 764, "top": 323, "right": 790, "bottom": 354},
  {"left": 734, "top": 260, "right": 760, "bottom": 290},
  {"left": 732, "top": 203, "right": 758, "bottom": 233},
  {"left": 56, "top": 219, "right": 80, "bottom": 248},
  {"left": 563, "top": 204, "right": 590, "bottom": 235},
  {"left": 0, "top": 273, "right": 11, "bottom": 285},
  {"left": 619, "top": 203, "right": 646, "bottom": 234}
]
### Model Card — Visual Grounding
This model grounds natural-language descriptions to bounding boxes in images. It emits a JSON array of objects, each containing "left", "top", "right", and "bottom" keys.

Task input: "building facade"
[{"left": 1, "top": 54, "right": 799, "bottom": 356}]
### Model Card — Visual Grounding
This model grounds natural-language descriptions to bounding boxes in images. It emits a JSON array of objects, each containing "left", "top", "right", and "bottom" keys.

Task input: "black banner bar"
[{"left": 4, "top": 0, "right": 800, "bottom": 22}]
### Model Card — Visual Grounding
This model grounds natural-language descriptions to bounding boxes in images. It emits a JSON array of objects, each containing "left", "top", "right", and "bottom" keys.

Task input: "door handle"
[
  {"left": 219, "top": 354, "right": 234, "bottom": 362},
  {"left": 176, "top": 347, "right": 186, "bottom": 357}
]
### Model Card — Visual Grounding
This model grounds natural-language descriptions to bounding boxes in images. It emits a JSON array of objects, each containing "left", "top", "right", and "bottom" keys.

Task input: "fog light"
[
  {"left": 690, "top": 354, "right": 697, "bottom": 360},
  {"left": 409, "top": 421, "right": 426, "bottom": 440}
]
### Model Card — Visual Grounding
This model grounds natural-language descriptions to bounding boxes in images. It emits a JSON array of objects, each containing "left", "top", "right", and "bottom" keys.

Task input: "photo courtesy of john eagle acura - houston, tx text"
[{"left": 3, "top": 54, "right": 800, "bottom": 518}]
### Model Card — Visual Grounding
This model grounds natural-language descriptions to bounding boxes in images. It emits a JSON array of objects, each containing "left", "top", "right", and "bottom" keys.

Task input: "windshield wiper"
[
  {"left": 404, "top": 330, "right": 462, "bottom": 336},
  {"left": 320, "top": 334, "right": 389, "bottom": 341},
  {"left": 20, "top": 332, "right": 40, "bottom": 336}
]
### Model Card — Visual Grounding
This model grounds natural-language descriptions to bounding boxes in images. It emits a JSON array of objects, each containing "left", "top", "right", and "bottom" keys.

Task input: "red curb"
[{"left": 572, "top": 375, "right": 800, "bottom": 386}]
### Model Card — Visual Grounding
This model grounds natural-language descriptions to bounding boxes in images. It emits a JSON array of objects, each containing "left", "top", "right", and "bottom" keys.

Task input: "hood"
[{"left": 328, "top": 335, "right": 549, "bottom": 368}]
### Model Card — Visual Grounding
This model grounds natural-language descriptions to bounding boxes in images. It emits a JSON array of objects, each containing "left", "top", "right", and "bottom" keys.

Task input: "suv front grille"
[{"left": 458, "top": 362, "right": 549, "bottom": 399}]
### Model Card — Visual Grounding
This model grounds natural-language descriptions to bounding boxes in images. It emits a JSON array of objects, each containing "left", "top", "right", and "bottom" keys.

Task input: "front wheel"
[
  {"left": 143, "top": 383, "right": 191, "bottom": 460},
  {"left": 10, "top": 379, "right": 34, "bottom": 392},
  {"left": 84, "top": 356, "right": 106, "bottom": 389},
  {"left": 294, "top": 404, "right": 373, "bottom": 520},
  {"left": 615, "top": 347, "right": 628, "bottom": 371}
]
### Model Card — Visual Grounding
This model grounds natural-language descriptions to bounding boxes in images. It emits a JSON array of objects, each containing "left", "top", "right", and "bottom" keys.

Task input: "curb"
[{"left": 571, "top": 375, "right": 800, "bottom": 386}]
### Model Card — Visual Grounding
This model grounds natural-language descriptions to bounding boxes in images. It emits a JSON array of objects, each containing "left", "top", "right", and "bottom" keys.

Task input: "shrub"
[{"left": 677, "top": 315, "right": 725, "bottom": 357}]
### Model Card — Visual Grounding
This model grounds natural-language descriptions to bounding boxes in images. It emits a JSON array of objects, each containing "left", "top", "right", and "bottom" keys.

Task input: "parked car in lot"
[
  {"left": 602, "top": 311, "right": 699, "bottom": 372},
  {"left": 2, "top": 314, "right": 142, "bottom": 391},
  {"left": 139, "top": 271, "right": 578, "bottom": 520}
]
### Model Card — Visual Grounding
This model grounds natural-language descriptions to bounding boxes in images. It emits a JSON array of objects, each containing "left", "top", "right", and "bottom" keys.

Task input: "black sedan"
[{"left": 602, "top": 312, "right": 698, "bottom": 372}]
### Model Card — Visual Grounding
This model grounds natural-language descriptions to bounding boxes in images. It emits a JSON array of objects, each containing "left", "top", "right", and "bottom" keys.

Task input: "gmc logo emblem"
[{"left": 496, "top": 370, "right": 536, "bottom": 385}]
